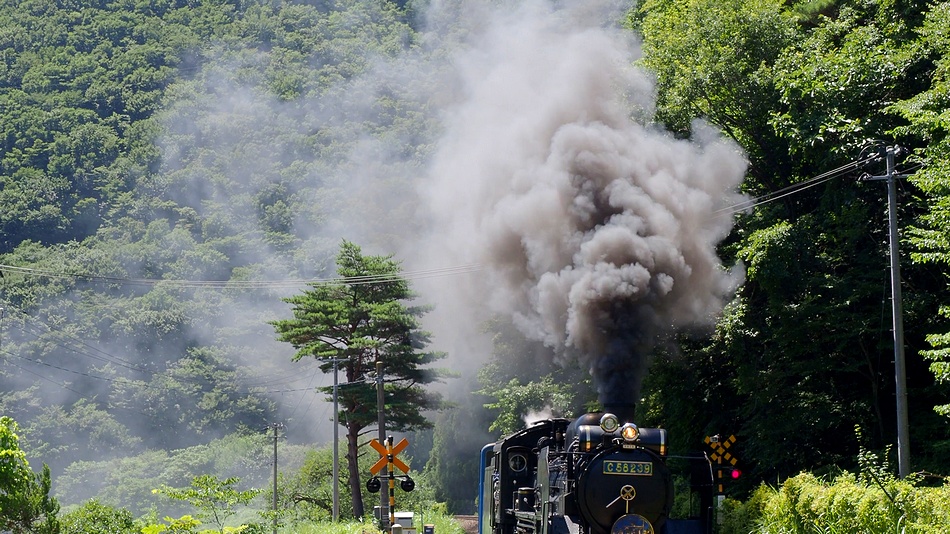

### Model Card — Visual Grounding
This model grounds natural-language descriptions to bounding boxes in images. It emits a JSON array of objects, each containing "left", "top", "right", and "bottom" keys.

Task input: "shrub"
[
  {"left": 61, "top": 499, "right": 138, "bottom": 534},
  {"left": 720, "top": 472, "right": 950, "bottom": 533}
]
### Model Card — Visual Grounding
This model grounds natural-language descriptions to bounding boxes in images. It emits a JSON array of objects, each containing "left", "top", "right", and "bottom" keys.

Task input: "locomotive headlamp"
[
  {"left": 620, "top": 423, "right": 640, "bottom": 442},
  {"left": 600, "top": 413, "right": 620, "bottom": 433}
]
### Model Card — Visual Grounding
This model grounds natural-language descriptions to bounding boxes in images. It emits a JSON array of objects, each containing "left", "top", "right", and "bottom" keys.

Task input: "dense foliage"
[
  {"left": 722, "top": 469, "right": 950, "bottom": 533},
  {"left": 622, "top": 0, "right": 950, "bottom": 485},
  {"left": 470, "top": 0, "right": 950, "bottom": 503},
  {"left": 60, "top": 500, "right": 138, "bottom": 534},
  {"left": 0, "top": 0, "right": 949, "bottom": 524}
]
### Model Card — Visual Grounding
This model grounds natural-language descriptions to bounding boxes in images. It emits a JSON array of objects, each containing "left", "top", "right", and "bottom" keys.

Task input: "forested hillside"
[
  {"left": 1, "top": 0, "right": 949, "bottom": 521},
  {"left": 0, "top": 0, "right": 437, "bottom": 511}
]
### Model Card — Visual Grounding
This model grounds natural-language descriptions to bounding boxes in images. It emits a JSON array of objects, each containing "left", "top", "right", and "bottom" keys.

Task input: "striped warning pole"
[{"left": 388, "top": 436, "right": 396, "bottom": 527}]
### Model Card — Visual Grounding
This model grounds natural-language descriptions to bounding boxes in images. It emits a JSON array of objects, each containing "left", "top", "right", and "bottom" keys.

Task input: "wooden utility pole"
[
  {"left": 332, "top": 359, "right": 341, "bottom": 522},
  {"left": 269, "top": 422, "right": 284, "bottom": 533}
]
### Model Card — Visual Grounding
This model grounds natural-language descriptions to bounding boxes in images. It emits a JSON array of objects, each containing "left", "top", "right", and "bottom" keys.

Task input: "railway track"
[{"left": 455, "top": 515, "right": 478, "bottom": 534}]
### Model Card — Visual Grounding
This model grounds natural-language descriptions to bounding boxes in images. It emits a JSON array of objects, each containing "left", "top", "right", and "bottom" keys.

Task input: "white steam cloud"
[{"left": 415, "top": 0, "right": 747, "bottom": 405}]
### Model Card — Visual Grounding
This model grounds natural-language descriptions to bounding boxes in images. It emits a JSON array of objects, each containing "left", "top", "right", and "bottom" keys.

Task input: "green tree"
[
  {"left": 628, "top": 0, "right": 797, "bottom": 190},
  {"left": 110, "top": 346, "right": 276, "bottom": 449},
  {"left": 475, "top": 318, "right": 594, "bottom": 435},
  {"left": 423, "top": 388, "right": 494, "bottom": 514},
  {"left": 271, "top": 240, "right": 446, "bottom": 519},
  {"left": 55, "top": 432, "right": 277, "bottom": 519},
  {"left": 153, "top": 474, "right": 261, "bottom": 532},
  {"left": 897, "top": 3, "right": 950, "bottom": 418},
  {"left": 1, "top": 416, "right": 29, "bottom": 488},
  {"left": 0, "top": 416, "right": 61, "bottom": 534}
]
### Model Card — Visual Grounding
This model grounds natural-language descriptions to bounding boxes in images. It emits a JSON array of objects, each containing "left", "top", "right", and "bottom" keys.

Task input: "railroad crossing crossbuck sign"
[
  {"left": 370, "top": 436, "right": 410, "bottom": 475},
  {"left": 704, "top": 434, "right": 737, "bottom": 466},
  {"left": 368, "top": 436, "right": 413, "bottom": 527}
]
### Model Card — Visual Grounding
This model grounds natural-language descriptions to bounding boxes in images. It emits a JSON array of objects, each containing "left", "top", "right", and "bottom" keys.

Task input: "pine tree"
[{"left": 272, "top": 241, "right": 446, "bottom": 518}]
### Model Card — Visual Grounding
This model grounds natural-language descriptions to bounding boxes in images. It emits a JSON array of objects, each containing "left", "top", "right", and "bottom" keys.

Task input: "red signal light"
[{"left": 731, "top": 469, "right": 741, "bottom": 479}]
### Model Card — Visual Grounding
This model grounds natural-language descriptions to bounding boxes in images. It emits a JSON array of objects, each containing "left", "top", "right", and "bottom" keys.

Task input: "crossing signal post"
[
  {"left": 705, "top": 435, "right": 741, "bottom": 494},
  {"left": 368, "top": 436, "right": 414, "bottom": 529}
]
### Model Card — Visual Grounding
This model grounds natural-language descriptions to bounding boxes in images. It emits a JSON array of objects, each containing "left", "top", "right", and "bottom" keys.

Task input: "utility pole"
[
  {"left": 330, "top": 358, "right": 345, "bottom": 522},
  {"left": 865, "top": 145, "right": 911, "bottom": 478},
  {"left": 268, "top": 422, "right": 284, "bottom": 534},
  {"left": 376, "top": 359, "right": 388, "bottom": 527}
]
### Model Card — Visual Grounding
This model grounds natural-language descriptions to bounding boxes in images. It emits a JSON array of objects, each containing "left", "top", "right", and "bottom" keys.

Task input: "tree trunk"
[{"left": 346, "top": 422, "right": 365, "bottom": 518}]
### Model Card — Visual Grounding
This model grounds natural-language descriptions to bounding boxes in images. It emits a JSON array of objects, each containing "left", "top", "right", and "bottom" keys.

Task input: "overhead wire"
[
  {"left": 0, "top": 156, "right": 893, "bottom": 291},
  {"left": 2, "top": 304, "right": 153, "bottom": 376},
  {"left": 1, "top": 346, "right": 163, "bottom": 393},
  {"left": 714, "top": 153, "right": 884, "bottom": 219},
  {"left": 1, "top": 341, "right": 328, "bottom": 397},
  {"left": 0, "top": 263, "right": 483, "bottom": 289},
  {"left": 0, "top": 305, "right": 327, "bottom": 397},
  {"left": 287, "top": 368, "right": 321, "bottom": 422},
  {"left": 0, "top": 152, "right": 902, "bottom": 290},
  {"left": 2, "top": 347, "right": 163, "bottom": 419},
  {"left": 2, "top": 352, "right": 85, "bottom": 397}
]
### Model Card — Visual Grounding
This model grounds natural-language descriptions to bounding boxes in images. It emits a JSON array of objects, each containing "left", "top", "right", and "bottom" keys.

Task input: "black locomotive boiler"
[{"left": 478, "top": 407, "right": 714, "bottom": 534}]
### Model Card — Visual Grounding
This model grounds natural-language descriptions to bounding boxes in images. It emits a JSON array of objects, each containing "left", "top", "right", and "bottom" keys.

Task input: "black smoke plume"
[{"left": 418, "top": 0, "right": 747, "bottom": 406}]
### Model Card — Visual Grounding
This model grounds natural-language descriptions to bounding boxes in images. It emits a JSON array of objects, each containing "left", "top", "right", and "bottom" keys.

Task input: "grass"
[{"left": 277, "top": 511, "right": 468, "bottom": 534}]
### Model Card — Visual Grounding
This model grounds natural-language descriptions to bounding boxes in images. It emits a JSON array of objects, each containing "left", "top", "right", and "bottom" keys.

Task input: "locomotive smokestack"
[
  {"left": 602, "top": 402, "right": 637, "bottom": 424},
  {"left": 419, "top": 0, "right": 747, "bottom": 403}
]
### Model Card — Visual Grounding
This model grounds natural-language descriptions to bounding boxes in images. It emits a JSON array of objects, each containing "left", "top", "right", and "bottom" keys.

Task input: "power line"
[
  {"left": 287, "top": 368, "right": 320, "bottom": 421},
  {"left": 0, "top": 151, "right": 913, "bottom": 436},
  {"left": 3, "top": 356, "right": 85, "bottom": 397},
  {"left": 0, "top": 263, "right": 483, "bottom": 289},
  {"left": 239, "top": 361, "right": 322, "bottom": 386},
  {"left": 0, "top": 298, "right": 328, "bottom": 389},
  {"left": 1, "top": 348, "right": 163, "bottom": 392},
  {"left": 715, "top": 154, "right": 883, "bottom": 218},
  {"left": 0, "top": 152, "right": 916, "bottom": 293},
  {"left": 0, "top": 155, "right": 887, "bottom": 291},
  {"left": 0, "top": 339, "right": 321, "bottom": 397},
  {"left": 4, "top": 306, "right": 153, "bottom": 376},
  {"left": 13, "top": 352, "right": 320, "bottom": 394}
]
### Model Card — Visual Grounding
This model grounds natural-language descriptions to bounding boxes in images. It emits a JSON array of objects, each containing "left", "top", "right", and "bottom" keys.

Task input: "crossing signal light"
[
  {"left": 366, "top": 476, "right": 382, "bottom": 493},
  {"left": 714, "top": 466, "right": 742, "bottom": 494},
  {"left": 716, "top": 466, "right": 741, "bottom": 479}
]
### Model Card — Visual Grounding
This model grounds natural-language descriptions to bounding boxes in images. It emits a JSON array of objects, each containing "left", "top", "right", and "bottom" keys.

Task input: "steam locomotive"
[{"left": 477, "top": 406, "right": 714, "bottom": 534}]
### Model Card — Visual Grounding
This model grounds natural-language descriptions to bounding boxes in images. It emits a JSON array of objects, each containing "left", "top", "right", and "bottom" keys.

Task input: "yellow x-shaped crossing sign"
[
  {"left": 704, "top": 434, "right": 738, "bottom": 466},
  {"left": 370, "top": 437, "right": 410, "bottom": 475}
]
